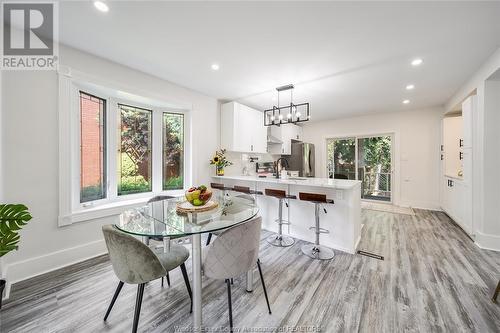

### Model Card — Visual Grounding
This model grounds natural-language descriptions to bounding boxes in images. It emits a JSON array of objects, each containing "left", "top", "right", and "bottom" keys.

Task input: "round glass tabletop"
[{"left": 115, "top": 192, "right": 259, "bottom": 238}]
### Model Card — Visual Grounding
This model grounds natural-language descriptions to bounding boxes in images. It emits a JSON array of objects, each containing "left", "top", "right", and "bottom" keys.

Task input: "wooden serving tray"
[{"left": 176, "top": 200, "right": 219, "bottom": 214}]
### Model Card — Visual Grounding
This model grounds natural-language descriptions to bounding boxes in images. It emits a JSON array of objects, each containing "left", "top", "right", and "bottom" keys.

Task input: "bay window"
[{"left": 60, "top": 84, "right": 189, "bottom": 226}]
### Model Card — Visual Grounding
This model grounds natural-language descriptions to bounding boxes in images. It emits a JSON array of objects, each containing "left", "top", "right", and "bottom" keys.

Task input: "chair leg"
[
  {"left": 132, "top": 283, "right": 145, "bottom": 333},
  {"left": 104, "top": 281, "right": 124, "bottom": 321},
  {"left": 166, "top": 272, "right": 171, "bottom": 287},
  {"left": 206, "top": 233, "right": 213, "bottom": 246},
  {"left": 180, "top": 263, "right": 193, "bottom": 313},
  {"left": 161, "top": 277, "right": 164, "bottom": 287},
  {"left": 231, "top": 278, "right": 234, "bottom": 285},
  {"left": 257, "top": 259, "right": 272, "bottom": 314},
  {"left": 226, "top": 279, "right": 233, "bottom": 332},
  {"left": 493, "top": 279, "right": 500, "bottom": 303}
]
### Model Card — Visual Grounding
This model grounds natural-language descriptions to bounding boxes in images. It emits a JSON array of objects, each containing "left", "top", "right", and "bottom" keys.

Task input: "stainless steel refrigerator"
[{"left": 288, "top": 142, "right": 315, "bottom": 177}]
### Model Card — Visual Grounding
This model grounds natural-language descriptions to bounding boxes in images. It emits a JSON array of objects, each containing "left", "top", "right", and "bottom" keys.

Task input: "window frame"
[
  {"left": 117, "top": 103, "right": 154, "bottom": 196},
  {"left": 59, "top": 71, "right": 191, "bottom": 226},
  {"left": 78, "top": 90, "right": 108, "bottom": 203},
  {"left": 162, "top": 111, "right": 186, "bottom": 191}
]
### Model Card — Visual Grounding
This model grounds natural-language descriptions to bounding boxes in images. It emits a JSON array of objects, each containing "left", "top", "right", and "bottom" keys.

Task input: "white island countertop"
[{"left": 212, "top": 175, "right": 361, "bottom": 190}]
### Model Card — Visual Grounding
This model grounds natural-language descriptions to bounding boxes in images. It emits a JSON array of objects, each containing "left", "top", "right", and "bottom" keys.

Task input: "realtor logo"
[{"left": 1, "top": 2, "right": 58, "bottom": 70}]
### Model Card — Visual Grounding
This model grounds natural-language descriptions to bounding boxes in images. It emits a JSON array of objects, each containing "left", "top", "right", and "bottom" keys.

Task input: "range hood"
[{"left": 267, "top": 133, "right": 283, "bottom": 144}]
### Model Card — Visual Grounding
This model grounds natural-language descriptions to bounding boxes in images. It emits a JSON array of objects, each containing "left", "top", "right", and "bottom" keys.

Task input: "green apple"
[{"left": 193, "top": 198, "right": 204, "bottom": 206}]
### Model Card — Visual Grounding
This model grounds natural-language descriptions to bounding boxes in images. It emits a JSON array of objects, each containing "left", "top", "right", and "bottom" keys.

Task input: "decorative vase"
[{"left": 216, "top": 165, "right": 224, "bottom": 176}]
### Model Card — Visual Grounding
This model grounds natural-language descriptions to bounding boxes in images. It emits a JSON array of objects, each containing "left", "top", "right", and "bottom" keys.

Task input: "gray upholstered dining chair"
[
  {"left": 203, "top": 216, "right": 271, "bottom": 331},
  {"left": 102, "top": 225, "right": 192, "bottom": 333}
]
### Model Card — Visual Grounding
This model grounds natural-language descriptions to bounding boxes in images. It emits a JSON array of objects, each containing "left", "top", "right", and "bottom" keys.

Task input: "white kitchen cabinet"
[
  {"left": 442, "top": 115, "right": 463, "bottom": 178},
  {"left": 461, "top": 95, "right": 475, "bottom": 149},
  {"left": 442, "top": 177, "right": 472, "bottom": 235},
  {"left": 279, "top": 124, "right": 303, "bottom": 155},
  {"left": 221, "top": 102, "right": 267, "bottom": 154},
  {"left": 440, "top": 95, "right": 475, "bottom": 237}
]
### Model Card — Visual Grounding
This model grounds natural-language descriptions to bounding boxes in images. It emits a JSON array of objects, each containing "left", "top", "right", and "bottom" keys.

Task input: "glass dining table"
[{"left": 115, "top": 192, "right": 260, "bottom": 330}]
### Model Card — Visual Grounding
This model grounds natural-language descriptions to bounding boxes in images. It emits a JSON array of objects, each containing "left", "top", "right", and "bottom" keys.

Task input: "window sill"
[{"left": 58, "top": 190, "right": 184, "bottom": 226}]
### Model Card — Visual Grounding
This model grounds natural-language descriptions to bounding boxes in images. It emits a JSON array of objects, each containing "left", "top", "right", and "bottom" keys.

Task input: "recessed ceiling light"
[
  {"left": 411, "top": 58, "right": 423, "bottom": 66},
  {"left": 403, "top": 99, "right": 410, "bottom": 104},
  {"left": 406, "top": 84, "right": 415, "bottom": 90},
  {"left": 211, "top": 63, "right": 220, "bottom": 71},
  {"left": 94, "top": 1, "right": 109, "bottom": 12}
]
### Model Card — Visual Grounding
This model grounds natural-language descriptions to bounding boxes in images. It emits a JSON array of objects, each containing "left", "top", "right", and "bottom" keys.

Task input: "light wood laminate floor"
[{"left": 1, "top": 209, "right": 499, "bottom": 332}]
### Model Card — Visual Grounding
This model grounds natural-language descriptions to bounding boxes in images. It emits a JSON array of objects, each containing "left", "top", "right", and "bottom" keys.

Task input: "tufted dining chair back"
[
  {"left": 204, "top": 216, "right": 262, "bottom": 280},
  {"left": 102, "top": 225, "right": 166, "bottom": 284}
]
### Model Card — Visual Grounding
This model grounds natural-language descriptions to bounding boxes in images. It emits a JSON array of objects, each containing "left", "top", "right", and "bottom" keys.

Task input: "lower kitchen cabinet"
[{"left": 442, "top": 176, "right": 472, "bottom": 236}]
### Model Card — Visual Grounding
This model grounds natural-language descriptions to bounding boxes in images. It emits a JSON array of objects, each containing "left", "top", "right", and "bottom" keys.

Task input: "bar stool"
[
  {"left": 233, "top": 185, "right": 263, "bottom": 202},
  {"left": 265, "top": 189, "right": 296, "bottom": 247},
  {"left": 299, "top": 192, "right": 335, "bottom": 260},
  {"left": 206, "top": 182, "right": 233, "bottom": 246},
  {"left": 210, "top": 182, "right": 233, "bottom": 201}
]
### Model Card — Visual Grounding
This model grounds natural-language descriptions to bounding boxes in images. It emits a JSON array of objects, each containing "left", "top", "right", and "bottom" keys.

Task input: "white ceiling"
[{"left": 59, "top": 1, "right": 500, "bottom": 121}]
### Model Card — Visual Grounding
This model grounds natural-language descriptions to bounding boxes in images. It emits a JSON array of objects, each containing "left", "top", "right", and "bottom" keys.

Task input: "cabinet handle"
[
  {"left": 459, "top": 139, "right": 463, "bottom": 147},
  {"left": 440, "top": 145, "right": 444, "bottom": 151},
  {"left": 441, "top": 154, "right": 443, "bottom": 160},
  {"left": 459, "top": 152, "right": 463, "bottom": 160},
  {"left": 251, "top": 145, "right": 253, "bottom": 151},
  {"left": 450, "top": 180, "right": 454, "bottom": 187}
]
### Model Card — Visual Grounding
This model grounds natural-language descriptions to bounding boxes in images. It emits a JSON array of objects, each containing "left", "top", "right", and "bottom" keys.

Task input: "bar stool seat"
[
  {"left": 233, "top": 185, "right": 263, "bottom": 196},
  {"left": 265, "top": 189, "right": 296, "bottom": 247},
  {"left": 299, "top": 192, "right": 335, "bottom": 260}
]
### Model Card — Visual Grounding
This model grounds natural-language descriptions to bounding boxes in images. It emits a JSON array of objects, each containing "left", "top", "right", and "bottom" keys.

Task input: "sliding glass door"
[
  {"left": 327, "top": 138, "right": 356, "bottom": 180},
  {"left": 327, "top": 134, "right": 392, "bottom": 202}
]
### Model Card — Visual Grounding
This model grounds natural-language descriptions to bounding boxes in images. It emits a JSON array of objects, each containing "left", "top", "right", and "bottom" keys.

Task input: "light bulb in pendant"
[
  {"left": 278, "top": 114, "right": 283, "bottom": 120},
  {"left": 287, "top": 113, "right": 292, "bottom": 119},
  {"left": 270, "top": 115, "right": 275, "bottom": 121},
  {"left": 296, "top": 112, "right": 301, "bottom": 118}
]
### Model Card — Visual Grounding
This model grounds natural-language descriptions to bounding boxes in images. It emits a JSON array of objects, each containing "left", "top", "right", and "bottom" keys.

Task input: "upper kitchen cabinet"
[
  {"left": 267, "top": 124, "right": 303, "bottom": 155},
  {"left": 442, "top": 115, "right": 463, "bottom": 178},
  {"left": 221, "top": 102, "right": 267, "bottom": 154},
  {"left": 281, "top": 124, "right": 303, "bottom": 154},
  {"left": 461, "top": 95, "right": 475, "bottom": 149}
]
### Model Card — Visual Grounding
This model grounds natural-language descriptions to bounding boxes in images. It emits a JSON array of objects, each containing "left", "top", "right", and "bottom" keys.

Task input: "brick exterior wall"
[{"left": 80, "top": 94, "right": 103, "bottom": 188}]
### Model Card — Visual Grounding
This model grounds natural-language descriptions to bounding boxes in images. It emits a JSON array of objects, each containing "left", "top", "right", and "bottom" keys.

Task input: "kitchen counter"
[
  {"left": 212, "top": 175, "right": 361, "bottom": 190},
  {"left": 212, "top": 175, "right": 361, "bottom": 254}
]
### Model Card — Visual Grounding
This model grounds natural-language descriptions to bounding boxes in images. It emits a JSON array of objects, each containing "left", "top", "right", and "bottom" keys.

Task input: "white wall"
[
  {"left": 1, "top": 45, "right": 219, "bottom": 295},
  {"left": 445, "top": 47, "right": 500, "bottom": 251},
  {"left": 302, "top": 107, "right": 443, "bottom": 210}
]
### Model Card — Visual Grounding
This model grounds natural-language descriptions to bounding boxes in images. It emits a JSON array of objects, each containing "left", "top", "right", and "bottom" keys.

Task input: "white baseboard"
[
  {"left": 2, "top": 239, "right": 107, "bottom": 300},
  {"left": 474, "top": 231, "right": 500, "bottom": 252}
]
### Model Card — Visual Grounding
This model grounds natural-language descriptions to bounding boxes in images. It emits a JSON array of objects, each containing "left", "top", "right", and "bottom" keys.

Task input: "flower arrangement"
[{"left": 210, "top": 149, "right": 232, "bottom": 176}]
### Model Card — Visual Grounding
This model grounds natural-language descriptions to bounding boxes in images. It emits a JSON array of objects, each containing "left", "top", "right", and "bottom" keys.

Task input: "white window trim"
[{"left": 58, "top": 67, "right": 192, "bottom": 226}]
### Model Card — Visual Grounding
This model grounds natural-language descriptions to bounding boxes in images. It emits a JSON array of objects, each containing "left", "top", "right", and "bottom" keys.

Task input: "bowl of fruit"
[{"left": 185, "top": 185, "right": 213, "bottom": 206}]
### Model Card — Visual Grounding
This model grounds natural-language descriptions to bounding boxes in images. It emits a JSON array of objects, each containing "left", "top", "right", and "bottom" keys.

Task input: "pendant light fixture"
[{"left": 264, "top": 84, "right": 310, "bottom": 126}]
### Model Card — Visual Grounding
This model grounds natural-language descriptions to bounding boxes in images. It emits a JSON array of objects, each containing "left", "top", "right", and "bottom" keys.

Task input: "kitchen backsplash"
[{"left": 219, "top": 151, "right": 278, "bottom": 176}]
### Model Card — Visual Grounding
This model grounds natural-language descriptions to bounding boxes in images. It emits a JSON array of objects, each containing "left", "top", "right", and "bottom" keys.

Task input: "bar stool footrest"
[
  {"left": 308, "top": 226, "right": 330, "bottom": 234},
  {"left": 274, "top": 219, "right": 291, "bottom": 225}
]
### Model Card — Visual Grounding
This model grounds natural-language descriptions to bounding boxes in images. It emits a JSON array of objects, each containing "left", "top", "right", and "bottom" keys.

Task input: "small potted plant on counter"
[
  {"left": 210, "top": 149, "right": 232, "bottom": 176},
  {"left": 0, "top": 204, "right": 32, "bottom": 309}
]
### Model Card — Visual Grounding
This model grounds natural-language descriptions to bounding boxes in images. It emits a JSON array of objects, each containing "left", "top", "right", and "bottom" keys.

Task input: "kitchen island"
[{"left": 212, "top": 175, "right": 362, "bottom": 254}]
